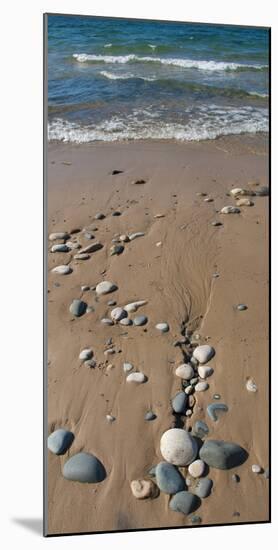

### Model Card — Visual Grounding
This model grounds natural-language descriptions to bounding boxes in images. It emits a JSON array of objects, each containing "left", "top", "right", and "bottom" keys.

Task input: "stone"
[
  {"left": 236, "top": 198, "right": 254, "bottom": 207},
  {"left": 198, "top": 366, "right": 214, "bottom": 379},
  {"left": 51, "top": 244, "right": 70, "bottom": 253},
  {"left": 154, "top": 213, "right": 165, "bottom": 218},
  {"left": 104, "top": 348, "right": 115, "bottom": 356},
  {"left": 133, "top": 315, "right": 148, "bottom": 326},
  {"left": 49, "top": 232, "right": 70, "bottom": 241},
  {"left": 172, "top": 392, "right": 188, "bottom": 414},
  {"left": 96, "top": 281, "right": 118, "bottom": 295},
  {"left": 188, "top": 460, "right": 206, "bottom": 478},
  {"left": 129, "top": 232, "right": 145, "bottom": 241},
  {"left": 94, "top": 213, "right": 105, "bottom": 220},
  {"left": 185, "top": 385, "right": 194, "bottom": 395},
  {"left": 106, "top": 414, "right": 116, "bottom": 422},
  {"left": 156, "top": 241, "right": 162, "bottom": 247},
  {"left": 111, "top": 169, "right": 123, "bottom": 175},
  {"left": 130, "top": 479, "right": 159, "bottom": 499},
  {"left": 132, "top": 179, "right": 146, "bottom": 185},
  {"left": 47, "top": 428, "right": 74, "bottom": 455},
  {"left": 193, "top": 345, "right": 215, "bottom": 364},
  {"left": 110, "top": 244, "right": 124, "bottom": 256},
  {"left": 232, "top": 474, "right": 240, "bottom": 483},
  {"left": 79, "top": 349, "right": 93, "bottom": 361},
  {"left": 155, "top": 322, "right": 169, "bottom": 333},
  {"left": 67, "top": 241, "right": 81, "bottom": 250},
  {"left": 246, "top": 378, "right": 258, "bottom": 392},
  {"left": 204, "top": 197, "right": 213, "bottom": 202},
  {"left": 126, "top": 372, "right": 147, "bottom": 383},
  {"left": 107, "top": 300, "right": 117, "bottom": 306},
  {"left": 175, "top": 364, "right": 194, "bottom": 380},
  {"left": 230, "top": 188, "right": 248, "bottom": 197},
  {"left": 112, "top": 211, "right": 122, "bottom": 216},
  {"left": 211, "top": 221, "right": 222, "bottom": 226},
  {"left": 186, "top": 409, "right": 193, "bottom": 417},
  {"left": 191, "top": 515, "right": 202, "bottom": 525},
  {"left": 192, "top": 477, "right": 213, "bottom": 498},
  {"left": 110, "top": 307, "right": 127, "bottom": 322},
  {"left": 192, "top": 420, "right": 209, "bottom": 439},
  {"left": 81, "top": 285, "right": 90, "bottom": 292},
  {"left": 119, "top": 318, "right": 133, "bottom": 326},
  {"left": 190, "top": 377, "right": 199, "bottom": 386},
  {"left": 213, "top": 393, "right": 221, "bottom": 400},
  {"left": 84, "top": 359, "right": 96, "bottom": 369},
  {"left": 220, "top": 206, "right": 241, "bottom": 214},
  {"left": 119, "top": 234, "right": 130, "bottom": 242},
  {"left": 123, "top": 362, "right": 133, "bottom": 373},
  {"left": 51, "top": 265, "right": 72, "bottom": 275},
  {"left": 74, "top": 253, "right": 90, "bottom": 260},
  {"left": 69, "top": 299, "right": 87, "bottom": 317},
  {"left": 199, "top": 440, "right": 248, "bottom": 470},
  {"left": 156, "top": 462, "right": 185, "bottom": 494},
  {"left": 63, "top": 452, "right": 106, "bottom": 483},
  {"left": 256, "top": 186, "right": 269, "bottom": 196},
  {"left": 145, "top": 411, "right": 157, "bottom": 421},
  {"left": 79, "top": 242, "right": 103, "bottom": 254},
  {"left": 83, "top": 231, "right": 94, "bottom": 240},
  {"left": 237, "top": 304, "right": 248, "bottom": 311},
  {"left": 169, "top": 491, "right": 200, "bottom": 515},
  {"left": 252, "top": 464, "right": 262, "bottom": 474},
  {"left": 124, "top": 300, "right": 147, "bottom": 313},
  {"left": 195, "top": 381, "right": 209, "bottom": 392},
  {"left": 101, "top": 318, "right": 114, "bottom": 326},
  {"left": 160, "top": 428, "right": 198, "bottom": 466},
  {"left": 207, "top": 403, "right": 228, "bottom": 421}
]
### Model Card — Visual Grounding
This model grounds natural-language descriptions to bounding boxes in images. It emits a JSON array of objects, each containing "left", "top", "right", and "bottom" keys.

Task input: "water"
[{"left": 47, "top": 15, "right": 269, "bottom": 143}]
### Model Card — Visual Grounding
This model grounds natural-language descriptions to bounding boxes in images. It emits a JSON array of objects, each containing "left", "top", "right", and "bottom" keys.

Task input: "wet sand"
[{"left": 46, "top": 135, "right": 269, "bottom": 535}]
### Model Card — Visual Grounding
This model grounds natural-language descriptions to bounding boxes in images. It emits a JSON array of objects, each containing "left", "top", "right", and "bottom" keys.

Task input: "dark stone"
[
  {"left": 47, "top": 429, "right": 74, "bottom": 455},
  {"left": 171, "top": 392, "right": 188, "bottom": 414},
  {"left": 199, "top": 440, "right": 248, "bottom": 470},
  {"left": 192, "top": 420, "right": 209, "bottom": 439},
  {"left": 156, "top": 462, "right": 185, "bottom": 494},
  {"left": 69, "top": 299, "right": 87, "bottom": 317},
  {"left": 111, "top": 170, "right": 123, "bottom": 175},
  {"left": 169, "top": 491, "right": 201, "bottom": 515},
  {"left": 63, "top": 452, "right": 106, "bottom": 483}
]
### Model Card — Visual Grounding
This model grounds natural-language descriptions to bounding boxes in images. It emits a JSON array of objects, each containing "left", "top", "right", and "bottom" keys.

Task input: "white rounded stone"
[
  {"left": 126, "top": 372, "right": 147, "bottom": 384},
  {"left": 188, "top": 459, "right": 205, "bottom": 478},
  {"left": 195, "top": 381, "right": 209, "bottom": 392},
  {"left": 175, "top": 364, "right": 194, "bottom": 380},
  {"left": 230, "top": 188, "right": 244, "bottom": 197},
  {"left": 155, "top": 322, "right": 169, "bottom": 332},
  {"left": 51, "top": 265, "right": 72, "bottom": 275},
  {"left": 110, "top": 307, "right": 127, "bottom": 322},
  {"left": 123, "top": 362, "right": 133, "bottom": 373},
  {"left": 124, "top": 300, "right": 147, "bottom": 313},
  {"left": 79, "top": 349, "right": 93, "bottom": 361},
  {"left": 193, "top": 345, "right": 215, "bottom": 364},
  {"left": 198, "top": 366, "right": 214, "bottom": 379},
  {"left": 160, "top": 428, "right": 198, "bottom": 466},
  {"left": 49, "top": 232, "right": 69, "bottom": 241},
  {"left": 246, "top": 378, "right": 258, "bottom": 392},
  {"left": 252, "top": 464, "right": 262, "bottom": 474},
  {"left": 96, "top": 281, "right": 118, "bottom": 295},
  {"left": 220, "top": 206, "right": 241, "bottom": 214}
]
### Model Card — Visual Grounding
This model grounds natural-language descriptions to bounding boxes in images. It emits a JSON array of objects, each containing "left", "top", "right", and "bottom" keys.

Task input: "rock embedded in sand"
[
  {"left": 195, "top": 381, "right": 209, "bottom": 392},
  {"left": 237, "top": 303, "right": 248, "bottom": 311},
  {"left": 172, "top": 392, "right": 188, "bottom": 414},
  {"left": 80, "top": 242, "right": 103, "bottom": 254},
  {"left": 133, "top": 315, "right": 148, "bottom": 326},
  {"left": 129, "top": 232, "right": 145, "bottom": 241},
  {"left": 67, "top": 241, "right": 81, "bottom": 250},
  {"left": 47, "top": 428, "right": 74, "bottom": 455},
  {"left": 156, "top": 462, "right": 185, "bottom": 494},
  {"left": 220, "top": 206, "right": 241, "bottom": 214},
  {"left": 69, "top": 299, "right": 87, "bottom": 317},
  {"left": 63, "top": 452, "right": 106, "bottom": 483},
  {"left": 84, "top": 359, "right": 96, "bottom": 369},
  {"left": 110, "top": 307, "right": 127, "bottom": 322},
  {"left": 193, "top": 345, "right": 215, "bottom": 364},
  {"left": 130, "top": 479, "right": 159, "bottom": 499},
  {"left": 74, "top": 253, "right": 90, "bottom": 260},
  {"left": 199, "top": 440, "right": 247, "bottom": 470},
  {"left": 124, "top": 300, "right": 147, "bottom": 313},
  {"left": 51, "top": 243, "right": 70, "bottom": 253},
  {"left": 211, "top": 221, "right": 222, "bottom": 226},
  {"left": 160, "top": 428, "right": 198, "bottom": 466},
  {"left": 198, "top": 366, "right": 214, "bottom": 379},
  {"left": 145, "top": 411, "right": 157, "bottom": 421},
  {"left": 192, "top": 420, "right": 209, "bottom": 439},
  {"left": 112, "top": 211, "right": 122, "bottom": 216},
  {"left": 169, "top": 491, "right": 200, "bottom": 515},
  {"left": 252, "top": 464, "right": 262, "bottom": 474},
  {"left": 155, "top": 322, "right": 169, "bottom": 333},
  {"left": 246, "top": 378, "right": 257, "bottom": 392},
  {"left": 107, "top": 300, "right": 117, "bottom": 306},
  {"left": 188, "top": 459, "right": 205, "bottom": 478},
  {"left": 236, "top": 198, "right": 254, "bottom": 207},
  {"left": 175, "top": 364, "right": 194, "bottom": 380},
  {"left": 106, "top": 414, "right": 116, "bottom": 422},
  {"left": 119, "top": 234, "right": 130, "bottom": 242},
  {"left": 110, "top": 244, "right": 124, "bottom": 256},
  {"left": 79, "top": 349, "right": 93, "bottom": 361},
  {"left": 132, "top": 179, "right": 146, "bottom": 185},
  {"left": 123, "top": 362, "right": 133, "bottom": 373},
  {"left": 126, "top": 372, "right": 147, "bottom": 383},
  {"left": 192, "top": 477, "right": 213, "bottom": 498},
  {"left": 207, "top": 403, "right": 228, "bottom": 422},
  {"left": 94, "top": 213, "right": 105, "bottom": 220},
  {"left": 96, "top": 281, "right": 118, "bottom": 295},
  {"left": 49, "top": 232, "right": 70, "bottom": 241},
  {"left": 101, "top": 318, "right": 114, "bottom": 326},
  {"left": 51, "top": 265, "right": 72, "bottom": 275}
]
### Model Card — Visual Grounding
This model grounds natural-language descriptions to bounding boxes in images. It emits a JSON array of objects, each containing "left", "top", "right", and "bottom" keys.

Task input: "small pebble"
[
  {"left": 192, "top": 420, "right": 209, "bottom": 439},
  {"left": 107, "top": 300, "right": 117, "bottom": 306},
  {"left": 172, "top": 392, "right": 188, "bottom": 414},
  {"left": 79, "top": 242, "right": 103, "bottom": 254},
  {"left": 145, "top": 411, "right": 157, "bottom": 421},
  {"left": 96, "top": 281, "right": 118, "bottom": 295},
  {"left": 188, "top": 460, "right": 205, "bottom": 478},
  {"left": 211, "top": 221, "right": 222, "bottom": 227},
  {"left": 51, "top": 244, "right": 70, "bottom": 253},
  {"left": 193, "top": 345, "right": 215, "bottom": 364},
  {"left": 51, "top": 265, "right": 72, "bottom": 275},
  {"left": 246, "top": 378, "right": 258, "bottom": 392},
  {"left": 106, "top": 414, "right": 116, "bottom": 422},
  {"left": 120, "top": 318, "right": 133, "bottom": 326},
  {"left": 232, "top": 474, "right": 240, "bottom": 483},
  {"left": 213, "top": 393, "right": 221, "bottom": 400},
  {"left": 84, "top": 359, "right": 96, "bottom": 369},
  {"left": 129, "top": 232, "right": 145, "bottom": 241},
  {"left": 81, "top": 285, "right": 90, "bottom": 292},
  {"left": 191, "top": 515, "right": 202, "bottom": 525},
  {"left": 192, "top": 478, "right": 213, "bottom": 498},
  {"left": 110, "top": 244, "right": 124, "bottom": 256},
  {"left": 79, "top": 349, "right": 93, "bottom": 361},
  {"left": 123, "top": 362, "right": 133, "bottom": 373},
  {"left": 126, "top": 372, "right": 147, "bottom": 383},
  {"left": 69, "top": 299, "right": 87, "bottom": 317},
  {"left": 195, "top": 381, "right": 209, "bottom": 392},
  {"left": 74, "top": 253, "right": 90, "bottom": 260},
  {"left": 49, "top": 232, "right": 70, "bottom": 241},
  {"left": 252, "top": 464, "right": 262, "bottom": 474},
  {"left": 110, "top": 307, "right": 127, "bottom": 322},
  {"left": 237, "top": 304, "right": 248, "bottom": 311},
  {"left": 133, "top": 315, "right": 148, "bottom": 326},
  {"left": 112, "top": 211, "right": 122, "bottom": 216},
  {"left": 198, "top": 366, "right": 214, "bottom": 379},
  {"left": 94, "top": 213, "right": 105, "bottom": 220},
  {"left": 155, "top": 322, "right": 169, "bottom": 333},
  {"left": 101, "top": 318, "right": 114, "bottom": 326},
  {"left": 207, "top": 402, "right": 228, "bottom": 421},
  {"left": 130, "top": 479, "right": 159, "bottom": 499},
  {"left": 220, "top": 206, "right": 240, "bottom": 214}
]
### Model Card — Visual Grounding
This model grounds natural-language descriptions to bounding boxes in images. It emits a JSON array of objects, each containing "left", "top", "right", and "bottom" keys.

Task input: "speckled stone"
[
  {"left": 175, "top": 364, "right": 194, "bottom": 380},
  {"left": 160, "top": 428, "right": 198, "bottom": 466}
]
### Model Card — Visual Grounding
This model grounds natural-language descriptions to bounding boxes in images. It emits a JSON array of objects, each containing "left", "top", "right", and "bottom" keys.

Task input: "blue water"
[{"left": 47, "top": 15, "right": 269, "bottom": 142}]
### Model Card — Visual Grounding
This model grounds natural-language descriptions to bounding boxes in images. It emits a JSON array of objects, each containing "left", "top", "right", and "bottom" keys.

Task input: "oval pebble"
[
  {"left": 47, "top": 429, "right": 74, "bottom": 455},
  {"left": 94, "top": 213, "right": 105, "bottom": 220},
  {"left": 193, "top": 345, "right": 215, "bottom": 364},
  {"left": 96, "top": 281, "right": 118, "bottom": 295},
  {"left": 110, "top": 307, "right": 127, "bottom": 322},
  {"left": 79, "top": 349, "right": 93, "bottom": 361},
  {"left": 74, "top": 253, "right": 90, "bottom": 260},
  {"left": 110, "top": 244, "right": 124, "bottom": 256},
  {"left": 155, "top": 322, "right": 169, "bottom": 333},
  {"left": 199, "top": 440, "right": 247, "bottom": 470},
  {"left": 188, "top": 459, "right": 206, "bottom": 478},
  {"left": 198, "top": 366, "right": 214, "bottom": 379},
  {"left": 119, "top": 318, "right": 133, "bottom": 326},
  {"left": 192, "top": 477, "right": 213, "bottom": 498},
  {"left": 101, "top": 318, "right": 114, "bottom": 326},
  {"left": 80, "top": 242, "right": 103, "bottom": 254},
  {"left": 129, "top": 232, "right": 145, "bottom": 241},
  {"left": 49, "top": 232, "right": 70, "bottom": 241},
  {"left": 192, "top": 420, "right": 209, "bottom": 439},
  {"left": 145, "top": 411, "right": 157, "bottom": 421},
  {"left": 237, "top": 304, "right": 248, "bottom": 311},
  {"left": 156, "top": 462, "right": 185, "bottom": 494},
  {"left": 172, "top": 392, "right": 188, "bottom": 414},
  {"left": 126, "top": 372, "right": 147, "bottom": 383},
  {"left": 252, "top": 464, "right": 262, "bottom": 474},
  {"left": 51, "top": 265, "right": 72, "bottom": 275},
  {"left": 123, "top": 362, "right": 133, "bottom": 373},
  {"left": 51, "top": 244, "right": 70, "bottom": 253},
  {"left": 160, "top": 428, "right": 198, "bottom": 466},
  {"left": 63, "top": 452, "right": 106, "bottom": 483},
  {"left": 69, "top": 299, "right": 87, "bottom": 317},
  {"left": 133, "top": 315, "right": 148, "bottom": 326},
  {"left": 195, "top": 381, "right": 209, "bottom": 392},
  {"left": 175, "top": 364, "right": 194, "bottom": 380},
  {"left": 169, "top": 491, "right": 200, "bottom": 515}
]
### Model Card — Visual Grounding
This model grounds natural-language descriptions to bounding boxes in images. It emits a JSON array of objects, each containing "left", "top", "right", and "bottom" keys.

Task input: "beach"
[{"left": 47, "top": 134, "right": 269, "bottom": 534}]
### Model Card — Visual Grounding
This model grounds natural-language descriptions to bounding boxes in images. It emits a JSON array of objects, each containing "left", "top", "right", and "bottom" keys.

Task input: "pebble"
[
  {"left": 129, "top": 232, "right": 145, "bottom": 241},
  {"left": 207, "top": 403, "right": 228, "bottom": 422},
  {"left": 120, "top": 318, "right": 133, "bottom": 326},
  {"left": 101, "top": 318, "right": 114, "bottom": 326},
  {"left": 190, "top": 377, "right": 199, "bottom": 386},
  {"left": 191, "top": 515, "right": 202, "bottom": 525},
  {"left": 236, "top": 198, "right": 254, "bottom": 207},
  {"left": 84, "top": 359, "right": 96, "bottom": 369},
  {"left": 155, "top": 322, "right": 169, "bottom": 333},
  {"left": 74, "top": 253, "right": 90, "bottom": 260},
  {"left": 172, "top": 392, "right": 188, "bottom": 414},
  {"left": 204, "top": 197, "right": 213, "bottom": 202},
  {"left": 211, "top": 221, "right": 222, "bottom": 226},
  {"left": 169, "top": 491, "right": 200, "bottom": 515},
  {"left": 188, "top": 460, "right": 206, "bottom": 478},
  {"left": 94, "top": 213, "right": 105, "bottom": 220},
  {"left": 156, "top": 462, "right": 185, "bottom": 494},
  {"left": 96, "top": 281, "right": 118, "bottom": 295},
  {"left": 79, "top": 242, "right": 103, "bottom": 254},
  {"left": 123, "top": 362, "right": 133, "bottom": 373},
  {"left": 49, "top": 232, "right": 70, "bottom": 241},
  {"left": 110, "top": 244, "right": 124, "bottom": 256},
  {"left": 126, "top": 372, "right": 147, "bottom": 383},
  {"left": 195, "top": 381, "right": 209, "bottom": 392},
  {"left": 252, "top": 464, "right": 262, "bottom": 474},
  {"left": 124, "top": 300, "right": 147, "bottom": 313},
  {"left": 81, "top": 285, "right": 90, "bottom": 292},
  {"left": 130, "top": 479, "right": 159, "bottom": 499},
  {"left": 186, "top": 409, "right": 193, "bottom": 417},
  {"left": 110, "top": 307, "right": 127, "bottom": 322},
  {"left": 232, "top": 474, "right": 240, "bottom": 483},
  {"left": 192, "top": 477, "right": 213, "bottom": 498},
  {"left": 213, "top": 393, "right": 221, "bottom": 400},
  {"left": 133, "top": 315, "right": 148, "bottom": 326},
  {"left": 107, "top": 300, "right": 117, "bottom": 306},
  {"left": 160, "top": 428, "right": 198, "bottom": 466},
  {"left": 185, "top": 385, "right": 194, "bottom": 395},
  {"left": 83, "top": 231, "right": 94, "bottom": 240},
  {"left": 63, "top": 452, "right": 106, "bottom": 483},
  {"left": 199, "top": 440, "right": 247, "bottom": 469},
  {"left": 193, "top": 345, "right": 215, "bottom": 364},
  {"left": 111, "top": 169, "right": 123, "bottom": 175},
  {"left": 51, "top": 244, "right": 70, "bottom": 253},
  {"left": 145, "top": 411, "right": 157, "bottom": 421},
  {"left": 198, "top": 366, "right": 214, "bottom": 379},
  {"left": 220, "top": 206, "right": 241, "bottom": 214},
  {"left": 104, "top": 348, "right": 115, "bottom": 356},
  {"left": 132, "top": 179, "right": 146, "bottom": 185},
  {"left": 176, "top": 364, "right": 194, "bottom": 380},
  {"left": 246, "top": 378, "right": 258, "bottom": 392},
  {"left": 106, "top": 414, "right": 116, "bottom": 422},
  {"left": 47, "top": 428, "right": 74, "bottom": 455},
  {"left": 69, "top": 299, "right": 87, "bottom": 317},
  {"left": 51, "top": 265, "right": 72, "bottom": 275},
  {"left": 112, "top": 211, "right": 122, "bottom": 216},
  {"left": 192, "top": 420, "right": 209, "bottom": 439},
  {"left": 119, "top": 234, "right": 130, "bottom": 242},
  {"left": 237, "top": 304, "right": 248, "bottom": 311},
  {"left": 256, "top": 186, "right": 269, "bottom": 196},
  {"left": 156, "top": 241, "right": 162, "bottom": 247},
  {"left": 65, "top": 241, "right": 81, "bottom": 250},
  {"left": 79, "top": 349, "right": 93, "bottom": 361}
]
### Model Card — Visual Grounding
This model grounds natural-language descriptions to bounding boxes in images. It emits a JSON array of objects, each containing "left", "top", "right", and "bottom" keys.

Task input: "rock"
[
  {"left": 133, "top": 315, "right": 148, "bottom": 326},
  {"left": 204, "top": 197, "right": 213, "bottom": 202},
  {"left": 110, "top": 244, "right": 124, "bottom": 256},
  {"left": 211, "top": 221, "right": 222, "bottom": 226},
  {"left": 81, "top": 285, "right": 90, "bottom": 292},
  {"left": 264, "top": 467, "right": 269, "bottom": 479},
  {"left": 230, "top": 188, "right": 247, "bottom": 197},
  {"left": 195, "top": 381, "right": 209, "bottom": 392},
  {"left": 130, "top": 479, "right": 159, "bottom": 499},
  {"left": 169, "top": 491, "right": 200, "bottom": 515},
  {"left": 101, "top": 318, "right": 114, "bottom": 326},
  {"left": 154, "top": 213, "right": 165, "bottom": 218},
  {"left": 145, "top": 411, "right": 157, "bottom": 421},
  {"left": 63, "top": 452, "right": 106, "bottom": 483},
  {"left": 74, "top": 253, "right": 90, "bottom": 260},
  {"left": 107, "top": 300, "right": 117, "bottom": 306},
  {"left": 51, "top": 265, "right": 72, "bottom": 275},
  {"left": 193, "top": 345, "right": 215, "bottom": 364},
  {"left": 255, "top": 186, "right": 269, "bottom": 196},
  {"left": 94, "top": 213, "right": 105, "bottom": 220},
  {"left": 119, "top": 234, "right": 130, "bottom": 242},
  {"left": 69, "top": 299, "right": 87, "bottom": 317},
  {"left": 79, "top": 349, "right": 93, "bottom": 361},
  {"left": 64, "top": 242, "right": 81, "bottom": 251},
  {"left": 175, "top": 364, "right": 194, "bottom": 380},
  {"left": 111, "top": 169, "right": 123, "bottom": 175},
  {"left": 155, "top": 322, "right": 169, "bottom": 333},
  {"left": 213, "top": 393, "right": 221, "bottom": 400},
  {"left": 237, "top": 304, "right": 248, "bottom": 311},
  {"left": 156, "top": 241, "right": 162, "bottom": 247},
  {"left": 126, "top": 372, "right": 147, "bottom": 383},
  {"left": 51, "top": 244, "right": 70, "bottom": 253},
  {"left": 129, "top": 232, "right": 145, "bottom": 241},
  {"left": 79, "top": 242, "right": 103, "bottom": 254},
  {"left": 104, "top": 348, "right": 115, "bottom": 356},
  {"left": 207, "top": 403, "right": 228, "bottom": 421},
  {"left": 246, "top": 378, "right": 257, "bottom": 392},
  {"left": 112, "top": 211, "right": 122, "bottom": 216},
  {"left": 192, "top": 420, "right": 209, "bottom": 439},
  {"left": 198, "top": 366, "right": 214, "bottom": 379},
  {"left": 184, "top": 385, "right": 194, "bottom": 395},
  {"left": 84, "top": 359, "right": 96, "bottom": 369},
  {"left": 188, "top": 460, "right": 205, "bottom": 478},
  {"left": 156, "top": 462, "right": 185, "bottom": 494},
  {"left": 83, "top": 231, "right": 94, "bottom": 240},
  {"left": 96, "top": 281, "right": 118, "bottom": 295},
  {"left": 220, "top": 206, "right": 241, "bottom": 214},
  {"left": 192, "top": 477, "right": 213, "bottom": 498},
  {"left": 106, "top": 414, "right": 116, "bottom": 422},
  {"left": 186, "top": 409, "right": 193, "bottom": 417},
  {"left": 123, "top": 362, "right": 133, "bottom": 373},
  {"left": 191, "top": 515, "right": 202, "bottom": 525},
  {"left": 236, "top": 198, "right": 254, "bottom": 207},
  {"left": 47, "top": 428, "right": 74, "bottom": 455},
  {"left": 132, "top": 179, "right": 146, "bottom": 185},
  {"left": 232, "top": 474, "right": 240, "bottom": 483},
  {"left": 160, "top": 428, "right": 198, "bottom": 466},
  {"left": 119, "top": 318, "right": 133, "bottom": 326},
  {"left": 252, "top": 464, "right": 262, "bottom": 474},
  {"left": 172, "top": 392, "right": 188, "bottom": 414},
  {"left": 199, "top": 440, "right": 248, "bottom": 469},
  {"left": 110, "top": 307, "right": 127, "bottom": 322},
  {"left": 49, "top": 232, "right": 70, "bottom": 241},
  {"left": 124, "top": 300, "right": 147, "bottom": 313}
]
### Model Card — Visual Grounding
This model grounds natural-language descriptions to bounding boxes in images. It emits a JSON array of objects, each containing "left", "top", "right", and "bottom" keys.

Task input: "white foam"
[
  {"left": 104, "top": 43, "right": 112, "bottom": 48},
  {"left": 100, "top": 70, "right": 156, "bottom": 81}
]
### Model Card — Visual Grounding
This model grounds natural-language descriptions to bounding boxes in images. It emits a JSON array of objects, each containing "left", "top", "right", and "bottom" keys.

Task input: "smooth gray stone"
[
  {"left": 192, "top": 477, "right": 213, "bottom": 498},
  {"left": 192, "top": 420, "right": 209, "bottom": 439},
  {"left": 256, "top": 186, "right": 269, "bottom": 196},
  {"left": 199, "top": 440, "right": 248, "bottom": 470},
  {"left": 107, "top": 300, "right": 117, "bottom": 306},
  {"left": 169, "top": 491, "right": 200, "bottom": 515},
  {"left": 156, "top": 462, "right": 185, "bottom": 494},
  {"left": 237, "top": 304, "right": 248, "bottom": 311},
  {"left": 69, "top": 299, "right": 87, "bottom": 317},
  {"left": 63, "top": 452, "right": 106, "bottom": 483},
  {"left": 133, "top": 315, "right": 148, "bottom": 326},
  {"left": 144, "top": 411, "right": 157, "bottom": 421},
  {"left": 191, "top": 515, "right": 202, "bottom": 524},
  {"left": 112, "top": 211, "right": 122, "bottom": 216},
  {"left": 94, "top": 213, "right": 105, "bottom": 220},
  {"left": 119, "top": 318, "right": 133, "bottom": 326},
  {"left": 148, "top": 465, "right": 157, "bottom": 477},
  {"left": 172, "top": 391, "right": 188, "bottom": 414},
  {"left": 110, "top": 244, "right": 124, "bottom": 256},
  {"left": 47, "top": 429, "right": 74, "bottom": 455},
  {"left": 211, "top": 221, "right": 222, "bottom": 226},
  {"left": 207, "top": 403, "right": 228, "bottom": 422}
]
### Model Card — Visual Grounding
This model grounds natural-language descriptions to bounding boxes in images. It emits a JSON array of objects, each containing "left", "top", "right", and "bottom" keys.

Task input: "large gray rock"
[
  {"left": 63, "top": 452, "right": 106, "bottom": 483},
  {"left": 160, "top": 428, "right": 198, "bottom": 466},
  {"left": 69, "top": 299, "right": 87, "bottom": 317},
  {"left": 47, "top": 428, "right": 74, "bottom": 455},
  {"left": 169, "top": 491, "right": 200, "bottom": 515},
  {"left": 199, "top": 440, "right": 248, "bottom": 470},
  {"left": 156, "top": 462, "right": 185, "bottom": 494},
  {"left": 171, "top": 392, "right": 188, "bottom": 414}
]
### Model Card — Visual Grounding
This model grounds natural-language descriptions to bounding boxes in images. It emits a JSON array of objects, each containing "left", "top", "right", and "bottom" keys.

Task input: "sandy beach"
[{"left": 46, "top": 135, "right": 269, "bottom": 535}]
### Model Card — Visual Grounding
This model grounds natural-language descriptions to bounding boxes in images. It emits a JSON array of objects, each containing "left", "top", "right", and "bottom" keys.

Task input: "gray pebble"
[
  {"left": 237, "top": 304, "right": 248, "bottom": 311},
  {"left": 144, "top": 411, "right": 157, "bottom": 421},
  {"left": 199, "top": 440, "right": 248, "bottom": 470},
  {"left": 172, "top": 391, "right": 188, "bottom": 414},
  {"left": 107, "top": 300, "right": 117, "bottom": 306},
  {"left": 48, "top": 429, "right": 74, "bottom": 455},
  {"left": 156, "top": 462, "right": 185, "bottom": 494},
  {"left": 69, "top": 299, "right": 87, "bottom": 317},
  {"left": 133, "top": 315, "right": 148, "bottom": 326},
  {"left": 169, "top": 491, "right": 200, "bottom": 515},
  {"left": 192, "top": 477, "right": 213, "bottom": 498},
  {"left": 63, "top": 452, "right": 106, "bottom": 483}
]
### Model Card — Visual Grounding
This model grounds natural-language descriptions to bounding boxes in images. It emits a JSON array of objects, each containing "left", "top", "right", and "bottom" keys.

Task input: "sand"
[{"left": 46, "top": 135, "right": 269, "bottom": 535}]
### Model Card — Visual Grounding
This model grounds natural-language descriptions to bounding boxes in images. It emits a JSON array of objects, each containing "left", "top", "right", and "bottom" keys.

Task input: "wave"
[
  {"left": 100, "top": 70, "right": 156, "bottom": 81},
  {"left": 72, "top": 53, "right": 267, "bottom": 72}
]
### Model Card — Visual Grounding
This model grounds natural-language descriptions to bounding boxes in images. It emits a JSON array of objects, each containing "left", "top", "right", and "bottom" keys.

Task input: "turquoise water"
[{"left": 47, "top": 15, "right": 269, "bottom": 142}]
